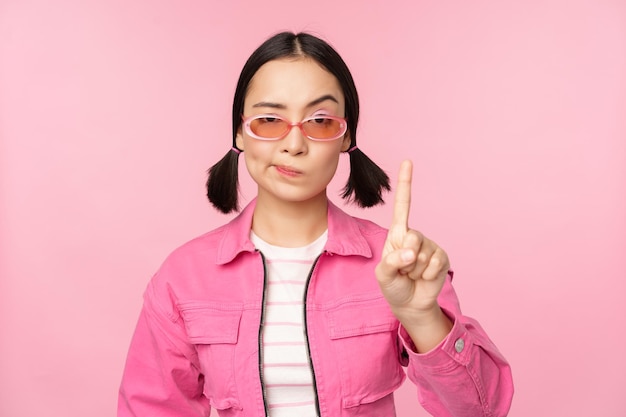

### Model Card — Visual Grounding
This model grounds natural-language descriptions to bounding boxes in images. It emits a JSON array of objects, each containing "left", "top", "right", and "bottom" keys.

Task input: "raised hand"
[{"left": 375, "top": 160, "right": 452, "bottom": 351}]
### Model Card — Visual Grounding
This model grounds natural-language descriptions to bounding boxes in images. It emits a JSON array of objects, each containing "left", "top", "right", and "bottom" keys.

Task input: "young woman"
[{"left": 118, "top": 32, "right": 513, "bottom": 417}]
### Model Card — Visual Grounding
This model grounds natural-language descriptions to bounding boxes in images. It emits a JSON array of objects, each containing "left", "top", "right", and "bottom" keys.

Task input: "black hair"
[{"left": 206, "top": 31, "right": 390, "bottom": 213}]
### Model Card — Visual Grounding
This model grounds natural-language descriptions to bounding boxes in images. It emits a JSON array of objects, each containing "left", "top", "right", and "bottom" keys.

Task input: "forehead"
[{"left": 245, "top": 58, "right": 344, "bottom": 110}]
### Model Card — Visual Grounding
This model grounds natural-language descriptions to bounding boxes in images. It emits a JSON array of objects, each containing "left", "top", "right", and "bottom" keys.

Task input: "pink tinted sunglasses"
[{"left": 242, "top": 114, "right": 347, "bottom": 141}]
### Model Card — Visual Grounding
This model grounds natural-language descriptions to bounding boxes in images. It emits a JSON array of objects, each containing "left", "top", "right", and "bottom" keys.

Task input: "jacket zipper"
[
  {"left": 303, "top": 253, "right": 324, "bottom": 417},
  {"left": 258, "top": 250, "right": 325, "bottom": 417},
  {"left": 257, "top": 251, "right": 270, "bottom": 416}
]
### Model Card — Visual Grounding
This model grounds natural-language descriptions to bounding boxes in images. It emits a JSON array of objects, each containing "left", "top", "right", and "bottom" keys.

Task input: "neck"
[{"left": 252, "top": 195, "right": 329, "bottom": 248}]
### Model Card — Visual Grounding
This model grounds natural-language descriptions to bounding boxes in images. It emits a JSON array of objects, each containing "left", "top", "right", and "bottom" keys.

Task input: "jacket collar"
[{"left": 216, "top": 198, "right": 373, "bottom": 265}]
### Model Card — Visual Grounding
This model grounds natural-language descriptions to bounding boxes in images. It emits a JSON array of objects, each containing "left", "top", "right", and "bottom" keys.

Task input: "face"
[{"left": 236, "top": 57, "right": 351, "bottom": 208}]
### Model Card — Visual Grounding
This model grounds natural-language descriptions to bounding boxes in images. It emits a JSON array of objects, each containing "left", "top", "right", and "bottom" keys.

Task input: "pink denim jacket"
[{"left": 118, "top": 200, "right": 513, "bottom": 416}]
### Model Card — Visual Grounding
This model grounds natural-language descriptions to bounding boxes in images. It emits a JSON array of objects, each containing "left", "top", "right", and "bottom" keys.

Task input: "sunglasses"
[{"left": 242, "top": 114, "right": 348, "bottom": 141}]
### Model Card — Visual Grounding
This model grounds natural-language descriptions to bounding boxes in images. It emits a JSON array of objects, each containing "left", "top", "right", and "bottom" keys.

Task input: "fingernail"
[{"left": 400, "top": 250, "right": 415, "bottom": 263}]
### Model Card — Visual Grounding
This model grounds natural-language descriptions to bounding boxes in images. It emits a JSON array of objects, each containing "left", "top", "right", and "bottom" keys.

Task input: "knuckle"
[
  {"left": 432, "top": 249, "right": 450, "bottom": 270},
  {"left": 407, "top": 230, "right": 423, "bottom": 245}
]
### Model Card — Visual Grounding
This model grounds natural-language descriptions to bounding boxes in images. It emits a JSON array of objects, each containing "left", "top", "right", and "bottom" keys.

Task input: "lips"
[{"left": 274, "top": 165, "right": 301, "bottom": 177}]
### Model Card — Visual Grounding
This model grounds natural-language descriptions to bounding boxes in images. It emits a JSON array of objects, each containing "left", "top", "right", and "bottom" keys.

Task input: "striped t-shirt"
[{"left": 250, "top": 230, "right": 327, "bottom": 417}]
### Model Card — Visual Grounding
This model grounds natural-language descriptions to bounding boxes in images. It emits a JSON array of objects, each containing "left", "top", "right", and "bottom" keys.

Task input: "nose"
[{"left": 280, "top": 123, "right": 308, "bottom": 155}]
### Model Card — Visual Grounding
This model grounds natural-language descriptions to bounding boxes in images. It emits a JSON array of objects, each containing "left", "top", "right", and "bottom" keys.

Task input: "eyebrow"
[{"left": 251, "top": 94, "right": 339, "bottom": 109}]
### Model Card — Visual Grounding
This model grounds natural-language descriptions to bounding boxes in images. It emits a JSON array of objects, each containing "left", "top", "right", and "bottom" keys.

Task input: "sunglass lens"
[
  {"left": 249, "top": 117, "right": 288, "bottom": 139},
  {"left": 303, "top": 118, "right": 342, "bottom": 140}
]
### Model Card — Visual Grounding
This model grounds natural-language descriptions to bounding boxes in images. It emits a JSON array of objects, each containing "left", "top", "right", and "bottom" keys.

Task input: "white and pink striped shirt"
[{"left": 251, "top": 231, "right": 327, "bottom": 417}]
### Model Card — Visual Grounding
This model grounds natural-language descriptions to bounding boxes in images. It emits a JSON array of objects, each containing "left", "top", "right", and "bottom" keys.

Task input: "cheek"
[
  {"left": 241, "top": 140, "right": 273, "bottom": 173},
  {"left": 241, "top": 138, "right": 266, "bottom": 158},
  {"left": 316, "top": 147, "right": 343, "bottom": 176}
]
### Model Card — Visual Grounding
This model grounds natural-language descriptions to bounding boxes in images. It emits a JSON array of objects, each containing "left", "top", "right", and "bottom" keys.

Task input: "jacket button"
[{"left": 454, "top": 338, "right": 465, "bottom": 353}]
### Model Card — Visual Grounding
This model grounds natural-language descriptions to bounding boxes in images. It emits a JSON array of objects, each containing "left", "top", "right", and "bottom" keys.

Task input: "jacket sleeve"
[
  {"left": 118, "top": 279, "right": 211, "bottom": 417},
  {"left": 399, "top": 273, "right": 514, "bottom": 417}
]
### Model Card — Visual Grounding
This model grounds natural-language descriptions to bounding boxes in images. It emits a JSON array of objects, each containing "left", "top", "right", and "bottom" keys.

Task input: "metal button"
[{"left": 454, "top": 338, "right": 465, "bottom": 353}]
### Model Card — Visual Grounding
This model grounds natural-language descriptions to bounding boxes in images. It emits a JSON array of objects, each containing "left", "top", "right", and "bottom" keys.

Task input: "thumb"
[{"left": 376, "top": 248, "right": 416, "bottom": 283}]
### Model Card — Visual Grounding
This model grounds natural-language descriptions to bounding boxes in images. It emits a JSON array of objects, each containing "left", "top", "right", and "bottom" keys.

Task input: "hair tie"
[
  {"left": 347, "top": 145, "right": 358, "bottom": 153},
  {"left": 231, "top": 147, "right": 242, "bottom": 154}
]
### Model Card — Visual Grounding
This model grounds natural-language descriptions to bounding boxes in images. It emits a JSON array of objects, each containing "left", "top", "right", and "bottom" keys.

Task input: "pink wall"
[{"left": 1, "top": 1, "right": 625, "bottom": 415}]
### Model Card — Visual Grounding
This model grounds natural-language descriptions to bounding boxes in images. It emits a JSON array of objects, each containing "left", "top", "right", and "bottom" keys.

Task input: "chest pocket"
[
  {"left": 179, "top": 302, "right": 243, "bottom": 411},
  {"left": 327, "top": 295, "right": 405, "bottom": 409}
]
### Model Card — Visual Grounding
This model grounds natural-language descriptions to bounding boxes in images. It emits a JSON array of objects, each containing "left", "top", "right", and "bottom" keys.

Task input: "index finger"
[{"left": 391, "top": 160, "right": 413, "bottom": 231}]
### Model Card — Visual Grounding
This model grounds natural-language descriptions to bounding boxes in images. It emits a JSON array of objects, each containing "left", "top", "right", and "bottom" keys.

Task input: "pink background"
[{"left": 1, "top": 0, "right": 625, "bottom": 415}]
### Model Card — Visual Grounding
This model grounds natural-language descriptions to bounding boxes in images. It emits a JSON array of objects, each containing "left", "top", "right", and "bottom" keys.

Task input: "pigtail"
[
  {"left": 206, "top": 147, "right": 241, "bottom": 214},
  {"left": 341, "top": 147, "right": 390, "bottom": 207}
]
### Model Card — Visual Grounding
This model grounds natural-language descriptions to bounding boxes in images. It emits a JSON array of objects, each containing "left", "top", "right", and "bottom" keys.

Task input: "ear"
[
  {"left": 341, "top": 132, "right": 351, "bottom": 152},
  {"left": 235, "top": 127, "right": 244, "bottom": 151}
]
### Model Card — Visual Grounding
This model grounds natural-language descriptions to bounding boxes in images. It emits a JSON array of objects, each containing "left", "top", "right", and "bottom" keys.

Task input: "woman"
[{"left": 118, "top": 31, "right": 513, "bottom": 417}]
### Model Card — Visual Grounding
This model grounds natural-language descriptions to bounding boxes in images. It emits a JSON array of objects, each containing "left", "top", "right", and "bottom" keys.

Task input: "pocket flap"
[
  {"left": 328, "top": 296, "right": 398, "bottom": 339},
  {"left": 179, "top": 302, "right": 243, "bottom": 344}
]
